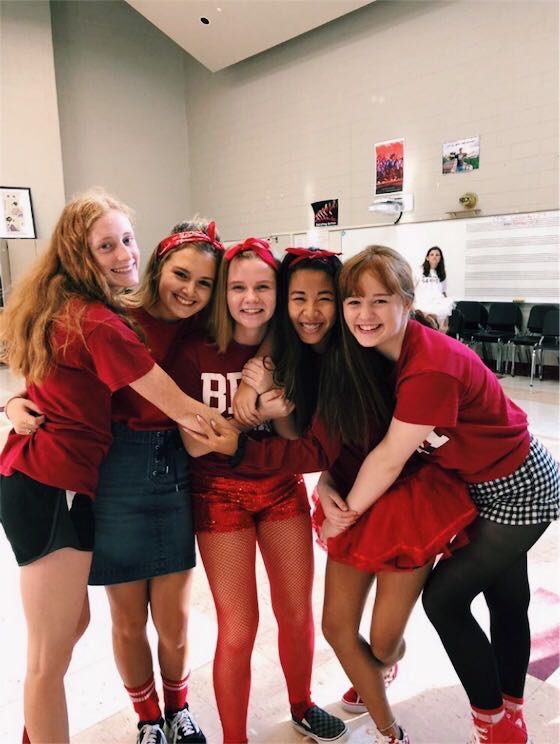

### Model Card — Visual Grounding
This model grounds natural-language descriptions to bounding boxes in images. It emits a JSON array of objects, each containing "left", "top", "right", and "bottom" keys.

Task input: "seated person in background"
[{"left": 414, "top": 246, "right": 454, "bottom": 331}]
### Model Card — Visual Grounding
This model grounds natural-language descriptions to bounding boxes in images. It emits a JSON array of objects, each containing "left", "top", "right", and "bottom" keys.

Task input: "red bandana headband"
[
  {"left": 285, "top": 246, "right": 342, "bottom": 268},
  {"left": 224, "top": 237, "right": 278, "bottom": 271},
  {"left": 156, "top": 221, "right": 224, "bottom": 260}
]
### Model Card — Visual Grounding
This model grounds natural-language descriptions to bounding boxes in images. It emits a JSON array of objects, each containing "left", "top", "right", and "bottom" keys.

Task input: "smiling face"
[
  {"left": 227, "top": 255, "right": 276, "bottom": 345},
  {"left": 427, "top": 248, "right": 442, "bottom": 271},
  {"left": 342, "top": 270, "right": 411, "bottom": 360},
  {"left": 151, "top": 246, "right": 217, "bottom": 321},
  {"left": 288, "top": 268, "right": 337, "bottom": 352},
  {"left": 88, "top": 209, "right": 140, "bottom": 289}
]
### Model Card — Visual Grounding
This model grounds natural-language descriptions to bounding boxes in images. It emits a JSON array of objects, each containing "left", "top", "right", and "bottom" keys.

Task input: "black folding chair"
[
  {"left": 455, "top": 301, "right": 488, "bottom": 343},
  {"left": 446, "top": 307, "right": 465, "bottom": 340},
  {"left": 530, "top": 308, "right": 560, "bottom": 386},
  {"left": 507, "top": 304, "right": 559, "bottom": 376},
  {"left": 471, "top": 302, "right": 522, "bottom": 373}
]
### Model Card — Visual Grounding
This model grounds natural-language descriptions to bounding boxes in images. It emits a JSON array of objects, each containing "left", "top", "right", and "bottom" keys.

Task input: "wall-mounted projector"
[{"left": 368, "top": 194, "right": 414, "bottom": 214}]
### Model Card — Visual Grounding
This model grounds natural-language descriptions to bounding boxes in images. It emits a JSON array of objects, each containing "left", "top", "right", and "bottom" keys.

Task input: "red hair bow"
[
  {"left": 157, "top": 221, "right": 224, "bottom": 260},
  {"left": 285, "top": 246, "right": 342, "bottom": 267},
  {"left": 224, "top": 237, "right": 278, "bottom": 271}
]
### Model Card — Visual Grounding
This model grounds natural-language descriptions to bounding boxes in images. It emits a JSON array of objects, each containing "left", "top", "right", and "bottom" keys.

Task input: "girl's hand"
[
  {"left": 320, "top": 518, "right": 346, "bottom": 543},
  {"left": 318, "top": 487, "right": 359, "bottom": 529},
  {"left": 241, "top": 357, "right": 274, "bottom": 394},
  {"left": 257, "top": 388, "right": 295, "bottom": 420},
  {"left": 232, "top": 380, "right": 261, "bottom": 428},
  {"left": 182, "top": 415, "right": 239, "bottom": 456},
  {"left": 5, "top": 397, "right": 46, "bottom": 435}
]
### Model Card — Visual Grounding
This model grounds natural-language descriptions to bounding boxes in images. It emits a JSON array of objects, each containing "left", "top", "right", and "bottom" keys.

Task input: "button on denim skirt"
[{"left": 89, "top": 424, "right": 195, "bottom": 586}]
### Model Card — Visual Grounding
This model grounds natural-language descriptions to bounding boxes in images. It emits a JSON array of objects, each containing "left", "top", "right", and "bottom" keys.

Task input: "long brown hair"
[
  {"left": 318, "top": 246, "right": 416, "bottom": 445},
  {"left": 0, "top": 189, "right": 134, "bottom": 384}
]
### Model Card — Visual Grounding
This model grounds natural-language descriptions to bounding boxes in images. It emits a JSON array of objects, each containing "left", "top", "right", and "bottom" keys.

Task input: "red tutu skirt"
[{"left": 312, "top": 462, "right": 476, "bottom": 573}]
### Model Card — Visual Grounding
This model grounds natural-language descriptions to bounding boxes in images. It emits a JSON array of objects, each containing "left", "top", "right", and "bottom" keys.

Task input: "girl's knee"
[
  {"left": 322, "top": 612, "right": 355, "bottom": 650},
  {"left": 219, "top": 618, "right": 259, "bottom": 655},
  {"left": 422, "top": 581, "right": 449, "bottom": 624},
  {"left": 154, "top": 612, "right": 189, "bottom": 650},
  {"left": 112, "top": 610, "right": 149, "bottom": 643},
  {"left": 369, "top": 632, "right": 402, "bottom": 667},
  {"left": 74, "top": 603, "right": 90, "bottom": 645},
  {"left": 27, "top": 644, "right": 73, "bottom": 679}
]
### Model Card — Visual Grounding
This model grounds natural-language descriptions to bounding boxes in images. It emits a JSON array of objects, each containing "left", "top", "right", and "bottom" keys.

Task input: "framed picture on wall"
[{"left": 1, "top": 186, "right": 37, "bottom": 239}]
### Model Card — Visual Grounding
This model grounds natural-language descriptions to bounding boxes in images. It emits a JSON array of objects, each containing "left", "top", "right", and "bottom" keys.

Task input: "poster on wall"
[
  {"left": 374, "top": 139, "right": 404, "bottom": 195},
  {"left": 442, "top": 136, "right": 480, "bottom": 174},
  {"left": 1, "top": 186, "right": 37, "bottom": 239},
  {"left": 311, "top": 199, "right": 338, "bottom": 227}
]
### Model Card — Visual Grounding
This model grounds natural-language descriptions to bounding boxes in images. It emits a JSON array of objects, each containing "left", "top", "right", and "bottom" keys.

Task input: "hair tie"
[
  {"left": 157, "top": 221, "right": 224, "bottom": 260},
  {"left": 224, "top": 237, "right": 278, "bottom": 271},
  {"left": 285, "top": 246, "right": 342, "bottom": 268}
]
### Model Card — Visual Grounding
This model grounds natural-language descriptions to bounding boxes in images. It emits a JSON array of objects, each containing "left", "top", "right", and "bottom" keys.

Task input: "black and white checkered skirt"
[{"left": 468, "top": 435, "right": 560, "bottom": 525}]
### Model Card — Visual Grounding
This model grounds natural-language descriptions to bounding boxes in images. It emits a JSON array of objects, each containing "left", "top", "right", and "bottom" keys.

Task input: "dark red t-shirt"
[
  {"left": 393, "top": 320, "right": 530, "bottom": 482},
  {"left": 174, "top": 335, "right": 281, "bottom": 479},
  {"left": 0, "top": 302, "right": 155, "bottom": 496},
  {"left": 111, "top": 308, "right": 193, "bottom": 431}
]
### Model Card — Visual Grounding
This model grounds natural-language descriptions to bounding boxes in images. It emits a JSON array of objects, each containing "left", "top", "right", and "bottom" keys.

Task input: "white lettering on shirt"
[
  {"left": 417, "top": 429, "right": 450, "bottom": 455},
  {"left": 200, "top": 372, "right": 242, "bottom": 415}
]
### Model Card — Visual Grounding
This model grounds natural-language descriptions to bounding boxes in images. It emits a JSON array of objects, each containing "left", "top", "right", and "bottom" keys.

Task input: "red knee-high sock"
[
  {"left": 258, "top": 514, "right": 314, "bottom": 721},
  {"left": 22, "top": 727, "right": 30, "bottom": 744},
  {"left": 125, "top": 674, "right": 162, "bottom": 723},
  {"left": 162, "top": 672, "right": 190, "bottom": 714}
]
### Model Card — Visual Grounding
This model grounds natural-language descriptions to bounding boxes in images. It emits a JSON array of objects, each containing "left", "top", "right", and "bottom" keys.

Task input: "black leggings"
[{"left": 422, "top": 516, "right": 549, "bottom": 710}]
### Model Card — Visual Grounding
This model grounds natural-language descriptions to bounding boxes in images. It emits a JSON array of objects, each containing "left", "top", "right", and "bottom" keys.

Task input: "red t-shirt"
[
  {"left": 111, "top": 308, "right": 193, "bottom": 431},
  {"left": 0, "top": 302, "right": 155, "bottom": 496},
  {"left": 175, "top": 334, "right": 327, "bottom": 480},
  {"left": 393, "top": 320, "right": 530, "bottom": 482}
]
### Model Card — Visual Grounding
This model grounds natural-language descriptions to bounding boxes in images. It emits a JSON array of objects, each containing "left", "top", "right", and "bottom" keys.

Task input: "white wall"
[
  {"left": 183, "top": 0, "right": 559, "bottom": 241},
  {"left": 0, "top": 0, "right": 66, "bottom": 285},
  {"left": 50, "top": 0, "right": 192, "bottom": 261}
]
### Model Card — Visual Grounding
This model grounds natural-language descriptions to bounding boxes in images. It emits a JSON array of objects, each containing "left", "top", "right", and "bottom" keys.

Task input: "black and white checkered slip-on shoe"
[{"left": 292, "top": 704, "right": 348, "bottom": 742}]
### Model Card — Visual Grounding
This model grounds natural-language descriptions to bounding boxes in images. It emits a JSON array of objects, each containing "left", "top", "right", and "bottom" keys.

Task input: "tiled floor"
[{"left": 0, "top": 369, "right": 558, "bottom": 744}]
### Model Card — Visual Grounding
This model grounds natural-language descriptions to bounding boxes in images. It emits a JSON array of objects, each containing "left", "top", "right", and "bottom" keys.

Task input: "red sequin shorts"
[{"left": 192, "top": 472, "right": 310, "bottom": 533}]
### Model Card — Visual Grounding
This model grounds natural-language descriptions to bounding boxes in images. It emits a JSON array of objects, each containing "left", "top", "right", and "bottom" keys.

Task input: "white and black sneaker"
[
  {"left": 292, "top": 705, "right": 347, "bottom": 742},
  {"left": 165, "top": 704, "right": 206, "bottom": 743},
  {"left": 137, "top": 720, "right": 167, "bottom": 744}
]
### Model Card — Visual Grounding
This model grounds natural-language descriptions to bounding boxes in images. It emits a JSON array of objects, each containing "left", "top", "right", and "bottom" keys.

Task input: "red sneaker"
[
  {"left": 468, "top": 712, "right": 531, "bottom": 743},
  {"left": 341, "top": 664, "right": 398, "bottom": 713},
  {"left": 505, "top": 709, "right": 528, "bottom": 738}
]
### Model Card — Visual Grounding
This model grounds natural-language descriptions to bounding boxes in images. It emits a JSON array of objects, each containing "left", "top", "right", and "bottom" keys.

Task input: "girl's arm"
[
  {"left": 317, "top": 470, "right": 359, "bottom": 529},
  {"left": 233, "top": 335, "right": 274, "bottom": 426},
  {"left": 257, "top": 388, "right": 299, "bottom": 439},
  {"left": 345, "top": 417, "right": 435, "bottom": 515},
  {"left": 129, "top": 364, "right": 238, "bottom": 455},
  {"left": 180, "top": 416, "right": 240, "bottom": 458}
]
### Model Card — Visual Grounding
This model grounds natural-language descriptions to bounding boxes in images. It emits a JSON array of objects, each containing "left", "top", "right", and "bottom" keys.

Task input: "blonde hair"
[
  {"left": 129, "top": 216, "right": 221, "bottom": 311},
  {"left": 0, "top": 189, "right": 134, "bottom": 384},
  {"left": 210, "top": 251, "right": 276, "bottom": 353},
  {"left": 338, "top": 245, "right": 415, "bottom": 305}
]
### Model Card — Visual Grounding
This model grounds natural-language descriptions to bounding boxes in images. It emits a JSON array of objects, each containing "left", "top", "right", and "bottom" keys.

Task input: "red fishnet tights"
[{"left": 197, "top": 513, "right": 315, "bottom": 744}]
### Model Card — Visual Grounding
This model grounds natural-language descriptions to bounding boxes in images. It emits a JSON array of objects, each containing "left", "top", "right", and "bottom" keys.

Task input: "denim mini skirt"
[{"left": 89, "top": 423, "right": 195, "bottom": 586}]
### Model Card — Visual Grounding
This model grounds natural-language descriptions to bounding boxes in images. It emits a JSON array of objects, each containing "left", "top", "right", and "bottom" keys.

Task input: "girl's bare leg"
[
  {"left": 106, "top": 580, "right": 152, "bottom": 686},
  {"left": 150, "top": 570, "right": 194, "bottom": 681},
  {"left": 21, "top": 548, "right": 92, "bottom": 743}
]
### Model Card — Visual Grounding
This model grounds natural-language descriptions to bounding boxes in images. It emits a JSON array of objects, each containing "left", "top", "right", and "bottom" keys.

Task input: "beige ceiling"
[{"left": 125, "top": 0, "right": 375, "bottom": 72}]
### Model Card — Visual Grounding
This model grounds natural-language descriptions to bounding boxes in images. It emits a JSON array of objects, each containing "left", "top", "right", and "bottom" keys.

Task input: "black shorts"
[{"left": 0, "top": 471, "right": 94, "bottom": 566}]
